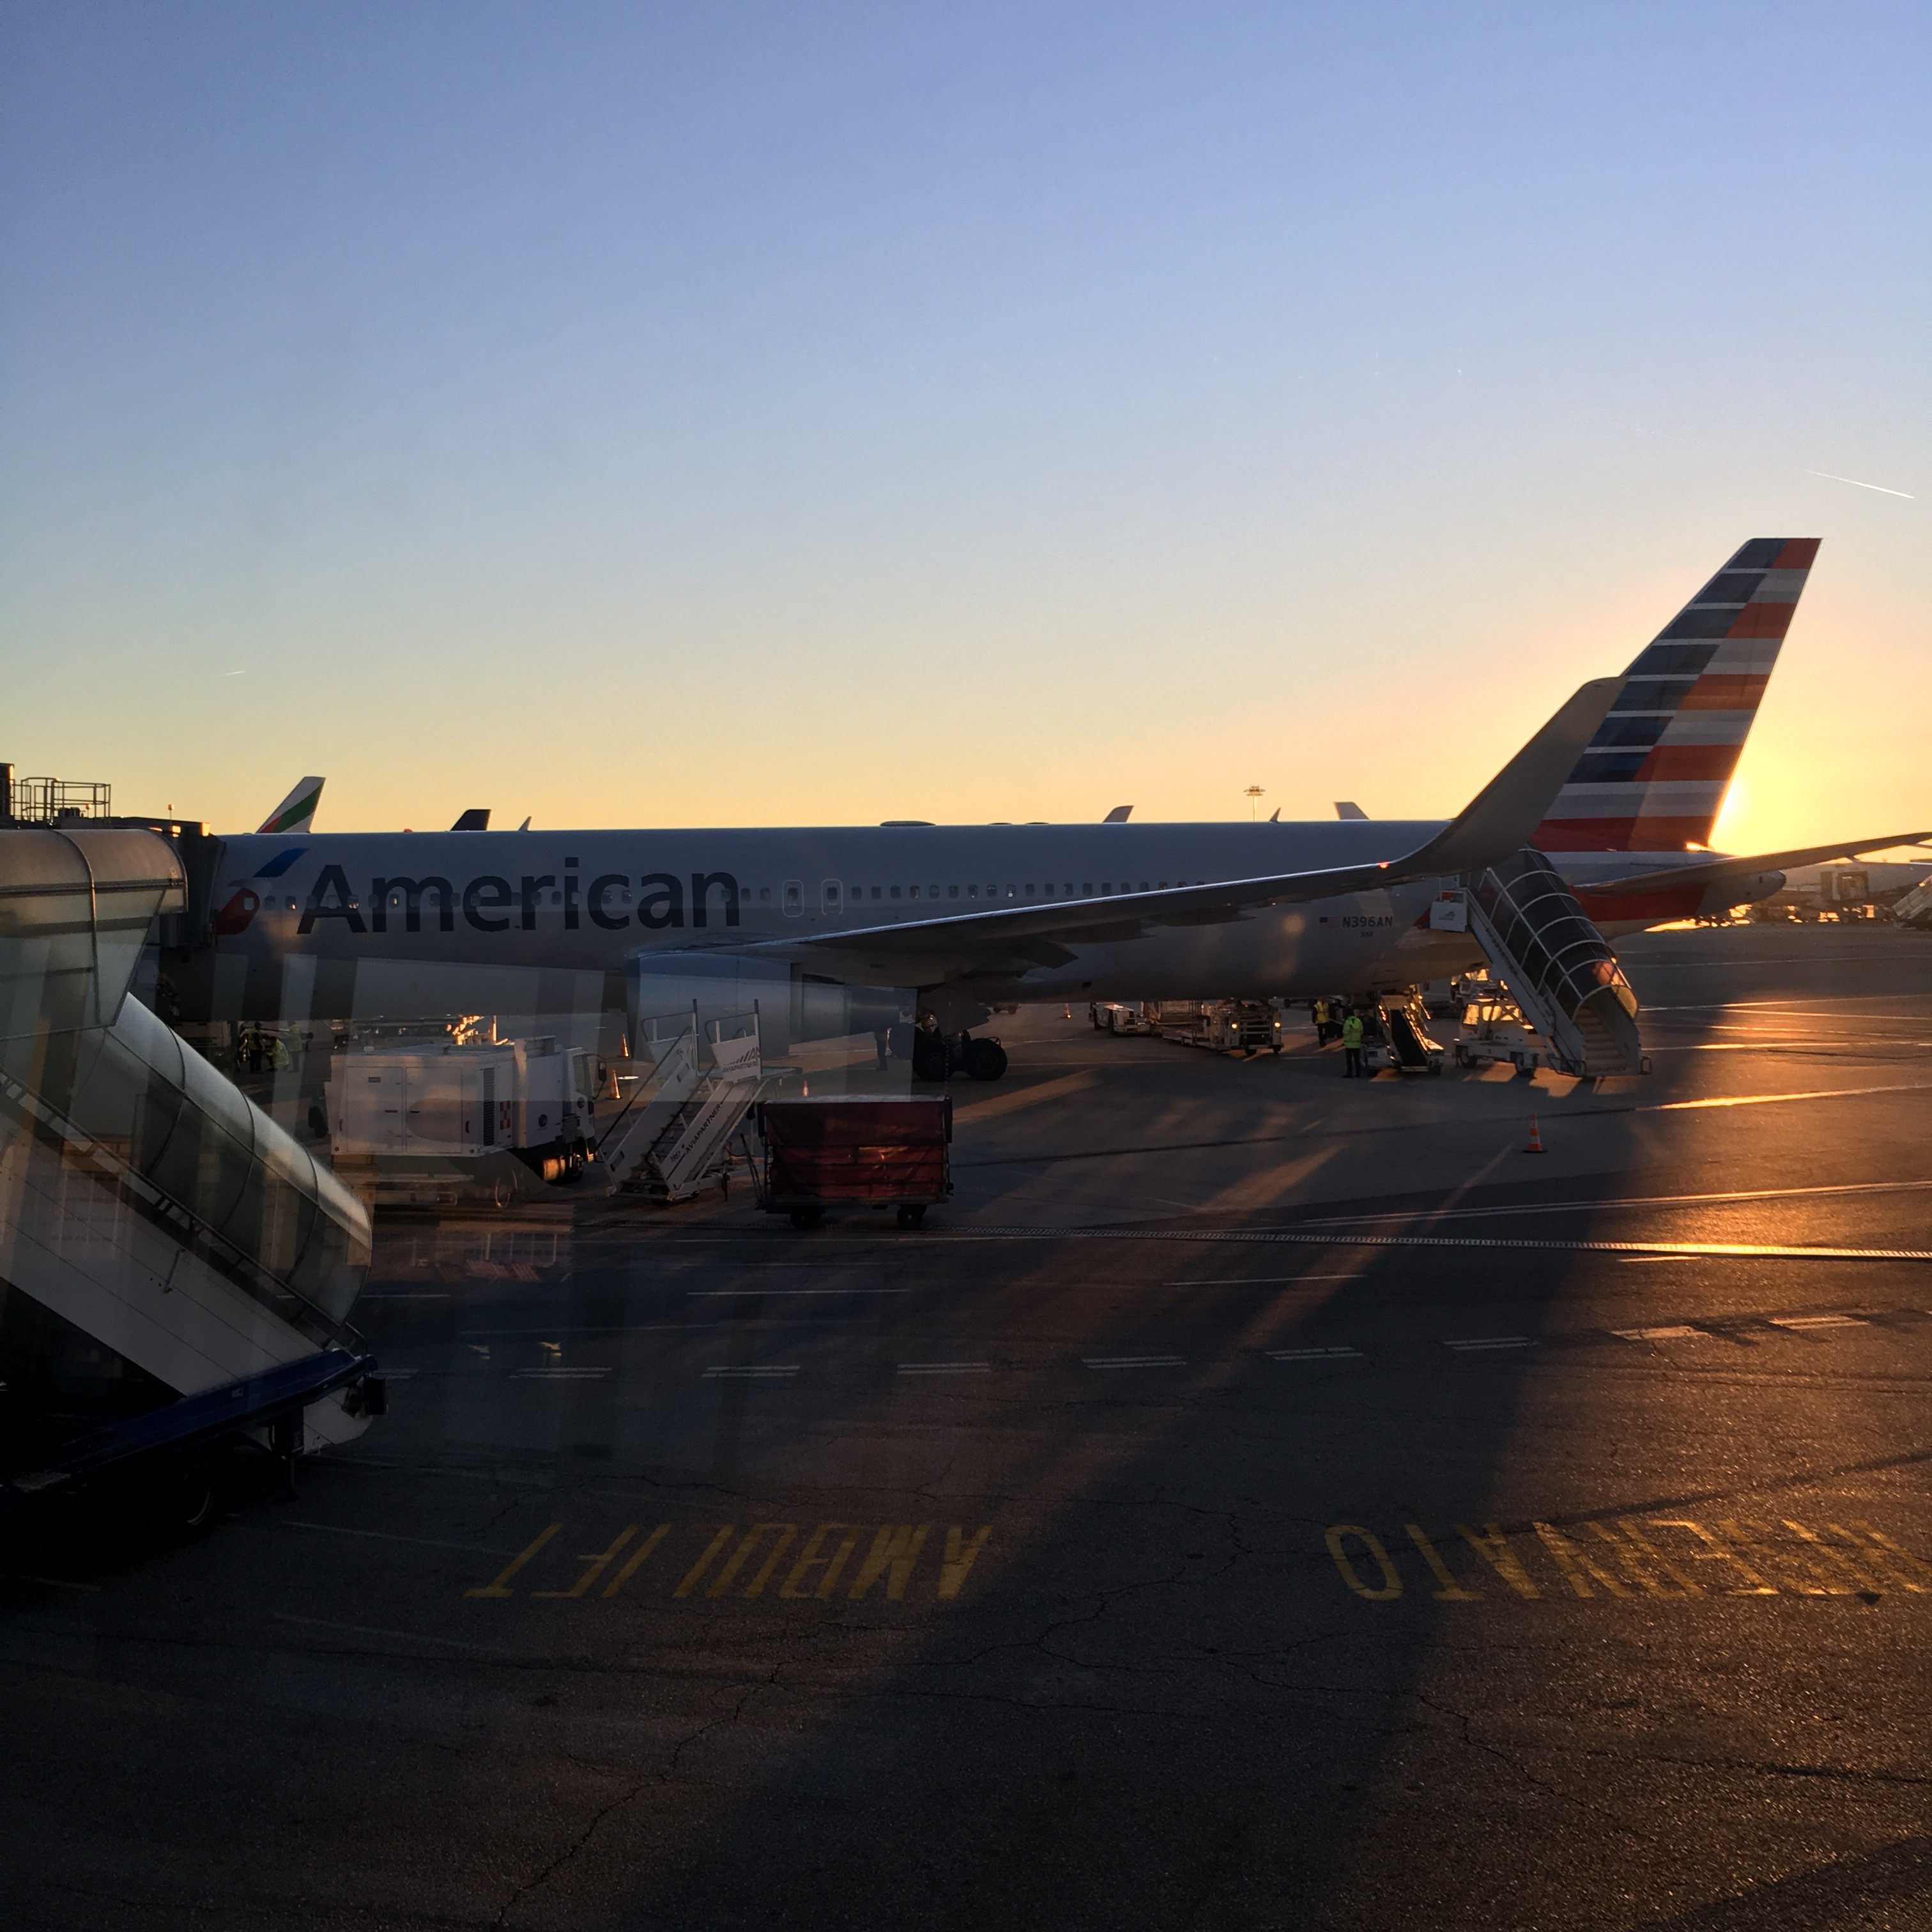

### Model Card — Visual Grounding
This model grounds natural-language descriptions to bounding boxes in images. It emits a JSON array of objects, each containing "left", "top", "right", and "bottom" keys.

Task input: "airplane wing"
[
  {"left": 732, "top": 678, "right": 1620, "bottom": 981},
  {"left": 257, "top": 778, "right": 324, "bottom": 836},
  {"left": 1575, "top": 831, "right": 1932, "bottom": 900}
]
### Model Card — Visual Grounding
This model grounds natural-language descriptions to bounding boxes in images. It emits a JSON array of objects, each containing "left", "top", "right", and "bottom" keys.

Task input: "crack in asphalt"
[{"left": 492, "top": 1662, "right": 788, "bottom": 1929}]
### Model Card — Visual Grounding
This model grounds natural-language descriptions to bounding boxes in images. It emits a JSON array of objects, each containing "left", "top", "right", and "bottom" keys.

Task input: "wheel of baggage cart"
[
  {"left": 491, "top": 1172, "right": 514, "bottom": 1209},
  {"left": 788, "top": 1206, "right": 825, "bottom": 1230},
  {"left": 151, "top": 1452, "right": 223, "bottom": 1544},
  {"left": 963, "top": 1038, "right": 1007, "bottom": 1082},
  {"left": 896, "top": 1204, "right": 927, "bottom": 1229}
]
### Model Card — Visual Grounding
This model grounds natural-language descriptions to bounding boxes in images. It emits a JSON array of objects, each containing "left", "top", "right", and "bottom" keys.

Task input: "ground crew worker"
[
  {"left": 1340, "top": 1008, "right": 1365, "bottom": 1079},
  {"left": 1312, "top": 997, "right": 1330, "bottom": 1043}
]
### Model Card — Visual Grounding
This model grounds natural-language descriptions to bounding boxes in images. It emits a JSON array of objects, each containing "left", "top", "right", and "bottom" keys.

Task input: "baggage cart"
[{"left": 752, "top": 1095, "right": 953, "bottom": 1229}]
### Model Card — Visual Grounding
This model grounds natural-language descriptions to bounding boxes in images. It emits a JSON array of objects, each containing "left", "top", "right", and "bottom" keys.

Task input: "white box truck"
[{"left": 328, "top": 1038, "right": 604, "bottom": 1206}]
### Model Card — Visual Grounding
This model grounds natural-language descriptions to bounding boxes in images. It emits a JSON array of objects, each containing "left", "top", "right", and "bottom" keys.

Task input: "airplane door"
[
  {"left": 783, "top": 880, "right": 804, "bottom": 917},
  {"left": 820, "top": 879, "right": 844, "bottom": 919}
]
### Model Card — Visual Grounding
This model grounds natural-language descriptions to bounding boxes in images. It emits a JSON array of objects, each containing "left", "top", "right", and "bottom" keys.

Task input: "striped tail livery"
[{"left": 1533, "top": 538, "right": 1818, "bottom": 853}]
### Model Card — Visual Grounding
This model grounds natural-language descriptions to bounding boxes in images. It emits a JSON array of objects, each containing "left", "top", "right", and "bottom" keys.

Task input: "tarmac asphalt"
[{"left": 3, "top": 922, "right": 1929, "bottom": 1930}]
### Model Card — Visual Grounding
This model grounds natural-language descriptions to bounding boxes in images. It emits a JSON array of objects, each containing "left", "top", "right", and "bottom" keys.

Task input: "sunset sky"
[{"left": 3, "top": 4, "right": 1925, "bottom": 852}]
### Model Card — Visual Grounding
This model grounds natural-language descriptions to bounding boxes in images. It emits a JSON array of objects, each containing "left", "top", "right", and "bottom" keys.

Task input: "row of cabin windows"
[
  {"left": 839, "top": 881, "right": 1180, "bottom": 903},
  {"left": 367, "top": 880, "right": 1188, "bottom": 913}
]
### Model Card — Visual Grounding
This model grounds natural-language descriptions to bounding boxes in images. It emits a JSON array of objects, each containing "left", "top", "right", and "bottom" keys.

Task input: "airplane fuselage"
[{"left": 178, "top": 822, "right": 1738, "bottom": 1027}]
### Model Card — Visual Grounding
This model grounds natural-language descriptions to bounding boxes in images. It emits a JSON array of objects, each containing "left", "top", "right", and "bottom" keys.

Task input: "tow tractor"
[
  {"left": 1452, "top": 991, "right": 1551, "bottom": 1073},
  {"left": 1150, "top": 1000, "right": 1281, "bottom": 1054}
]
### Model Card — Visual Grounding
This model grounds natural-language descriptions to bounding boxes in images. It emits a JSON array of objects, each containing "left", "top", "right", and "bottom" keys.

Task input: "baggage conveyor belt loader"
[{"left": 0, "top": 828, "right": 381, "bottom": 1536}]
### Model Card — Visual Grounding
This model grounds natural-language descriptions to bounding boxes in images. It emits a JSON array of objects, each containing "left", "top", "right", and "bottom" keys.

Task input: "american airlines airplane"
[{"left": 173, "top": 539, "right": 1918, "bottom": 1078}]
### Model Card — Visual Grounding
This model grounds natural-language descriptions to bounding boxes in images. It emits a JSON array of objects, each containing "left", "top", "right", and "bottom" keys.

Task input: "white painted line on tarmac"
[
  {"left": 1443, "top": 1336, "right": 1535, "bottom": 1352},
  {"left": 360, "top": 1292, "right": 454, "bottom": 1300},
  {"left": 275, "top": 1520, "right": 521, "bottom": 1557},
  {"left": 687, "top": 1287, "right": 910, "bottom": 1297},
  {"left": 515, "top": 1367, "right": 611, "bottom": 1379},
  {"left": 898, "top": 1361, "right": 990, "bottom": 1375},
  {"left": 1613, "top": 1325, "right": 1707, "bottom": 1342},
  {"left": 940, "top": 1229, "right": 1932, "bottom": 1264},
  {"left": 1083, "top": 1354, "right": 1187, "bottom": 1368},
  {"left": 1658, "top": 1082, "right": 1932, "bottom": 1112},
  {"left": 1169, "top": 1274, "right": 1365, "bottom": 1285},
  {"left": 703, "top": 1364, "right": 800, "bottom": 1379},
  {"left": 1620, "top": 1255, "right": 1699, "bottom": 1264},
  {"left": 1769, "top": 1314, "right": 1868, "bottom": 1330},
  {"left": 1287, "top": 1176, "right": 1932, "bottom": 1230},
  {"left": 1643, "top": 997, "right": 1932, "bottom": 1015},
  {"left": 1268, "top": 1346, "right": 1364, "bottom": 1361},
  {"left": 272, "top": 1612, "right": 514, "bottom": 1657}
]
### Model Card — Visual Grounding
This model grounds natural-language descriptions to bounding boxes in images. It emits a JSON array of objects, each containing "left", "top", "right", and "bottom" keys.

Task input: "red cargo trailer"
[{"left": 753, "top": 1095, "right": 953, "bottom": 1229}]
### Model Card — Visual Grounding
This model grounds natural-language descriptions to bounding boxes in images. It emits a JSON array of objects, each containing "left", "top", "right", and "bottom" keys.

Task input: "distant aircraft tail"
[
  {"left": 1532, "top": 539, "right": 1818, "bottom": 852},
  {"left": 257, "top": 777, "right": 324, "bottom": 836}
]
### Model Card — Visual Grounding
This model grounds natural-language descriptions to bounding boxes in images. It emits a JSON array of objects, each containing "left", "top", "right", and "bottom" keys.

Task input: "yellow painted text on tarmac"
[
  {"left": 459, "top": 1521, "right": 993, "bottom": 1602},
  {"left": 1326, "top": 1518, "right": 1932, "bottom": 1604}
]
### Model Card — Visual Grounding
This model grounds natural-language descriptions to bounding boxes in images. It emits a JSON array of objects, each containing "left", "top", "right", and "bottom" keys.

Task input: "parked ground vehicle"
[
  {"left": 1360, "top": 998, "right": 1446, "bottom": 1075},
  {"left": 751, "top": 1095, "right": 953, "bottom": 1229},
  {"left": 1452, "top": 994, "right": 1549, "bottom": 1073}
]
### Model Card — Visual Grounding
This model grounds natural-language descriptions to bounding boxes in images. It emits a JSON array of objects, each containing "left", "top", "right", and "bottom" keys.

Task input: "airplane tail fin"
[
  {"left": 1532, "top": 539, "right": 1819, "bottom": 852},
  {"left": 257, "top": 777, "right": 324, "bottom": 836}
]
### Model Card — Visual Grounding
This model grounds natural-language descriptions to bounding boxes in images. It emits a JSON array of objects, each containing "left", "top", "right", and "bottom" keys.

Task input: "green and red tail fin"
[{"left": 257, "top": 777, "right": 325, "bottom": 836}]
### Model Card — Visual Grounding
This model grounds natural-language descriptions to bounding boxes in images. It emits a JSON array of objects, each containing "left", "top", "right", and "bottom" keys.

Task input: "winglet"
[
  {"left": 257, "top": 777, "right": 324, "bottom": 836},
  {"left": 1404, "top": 680, "right": 1623, "bottom": 878},
  {"left": 1103, "top": 805, "right": 1133, "bottom": 824},
  {"left": 1335, "top": 801, "right": 1368, "bottom": 820},
  {"left": 451, "top": 808, "right": 491, "bottom": 831}
]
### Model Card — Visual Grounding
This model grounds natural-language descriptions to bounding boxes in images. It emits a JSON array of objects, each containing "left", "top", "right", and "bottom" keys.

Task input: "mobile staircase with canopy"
[{"left": 1443, "top": 848, "right": 1646, "bottom": 1078}]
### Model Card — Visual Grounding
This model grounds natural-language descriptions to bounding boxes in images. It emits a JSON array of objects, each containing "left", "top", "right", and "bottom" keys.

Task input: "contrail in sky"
[{"left": 1805, "top": 469, "right": 1913, "bottom": 498}]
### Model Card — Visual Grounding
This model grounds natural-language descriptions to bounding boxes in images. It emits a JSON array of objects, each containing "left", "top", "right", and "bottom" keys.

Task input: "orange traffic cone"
[{"left": 1524, "top": 1114, "right": 1544, "bottom": 1154}]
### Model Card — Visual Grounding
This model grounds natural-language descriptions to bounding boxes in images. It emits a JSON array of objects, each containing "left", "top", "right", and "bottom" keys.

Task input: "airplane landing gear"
[
  {"left": 905, "top": 1026, "right": 1007, "bottom": 1082},
  {"left": 962, "top": 1037, "right": 1007, "bottom": 1082}
]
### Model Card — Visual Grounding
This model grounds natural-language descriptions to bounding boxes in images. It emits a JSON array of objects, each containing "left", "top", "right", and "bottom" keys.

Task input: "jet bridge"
[
  {"left": 0, "top": 829, "right": 378, "bottom": 1510},
  {"left": 1445, "top": 848, "right": 1645, "bottom": 1078}
]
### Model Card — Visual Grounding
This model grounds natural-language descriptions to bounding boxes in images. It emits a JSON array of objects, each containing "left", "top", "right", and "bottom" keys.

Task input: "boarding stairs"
[
  {"left": 597, "top": 1010, "right": 769, "bottom": 1202},
  {"left": 1892, "top": 875, "right": 1932, "bottom": 931},
  {"left": 1452, "top": 848, "right": 1646, "bottom": 1078}
]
